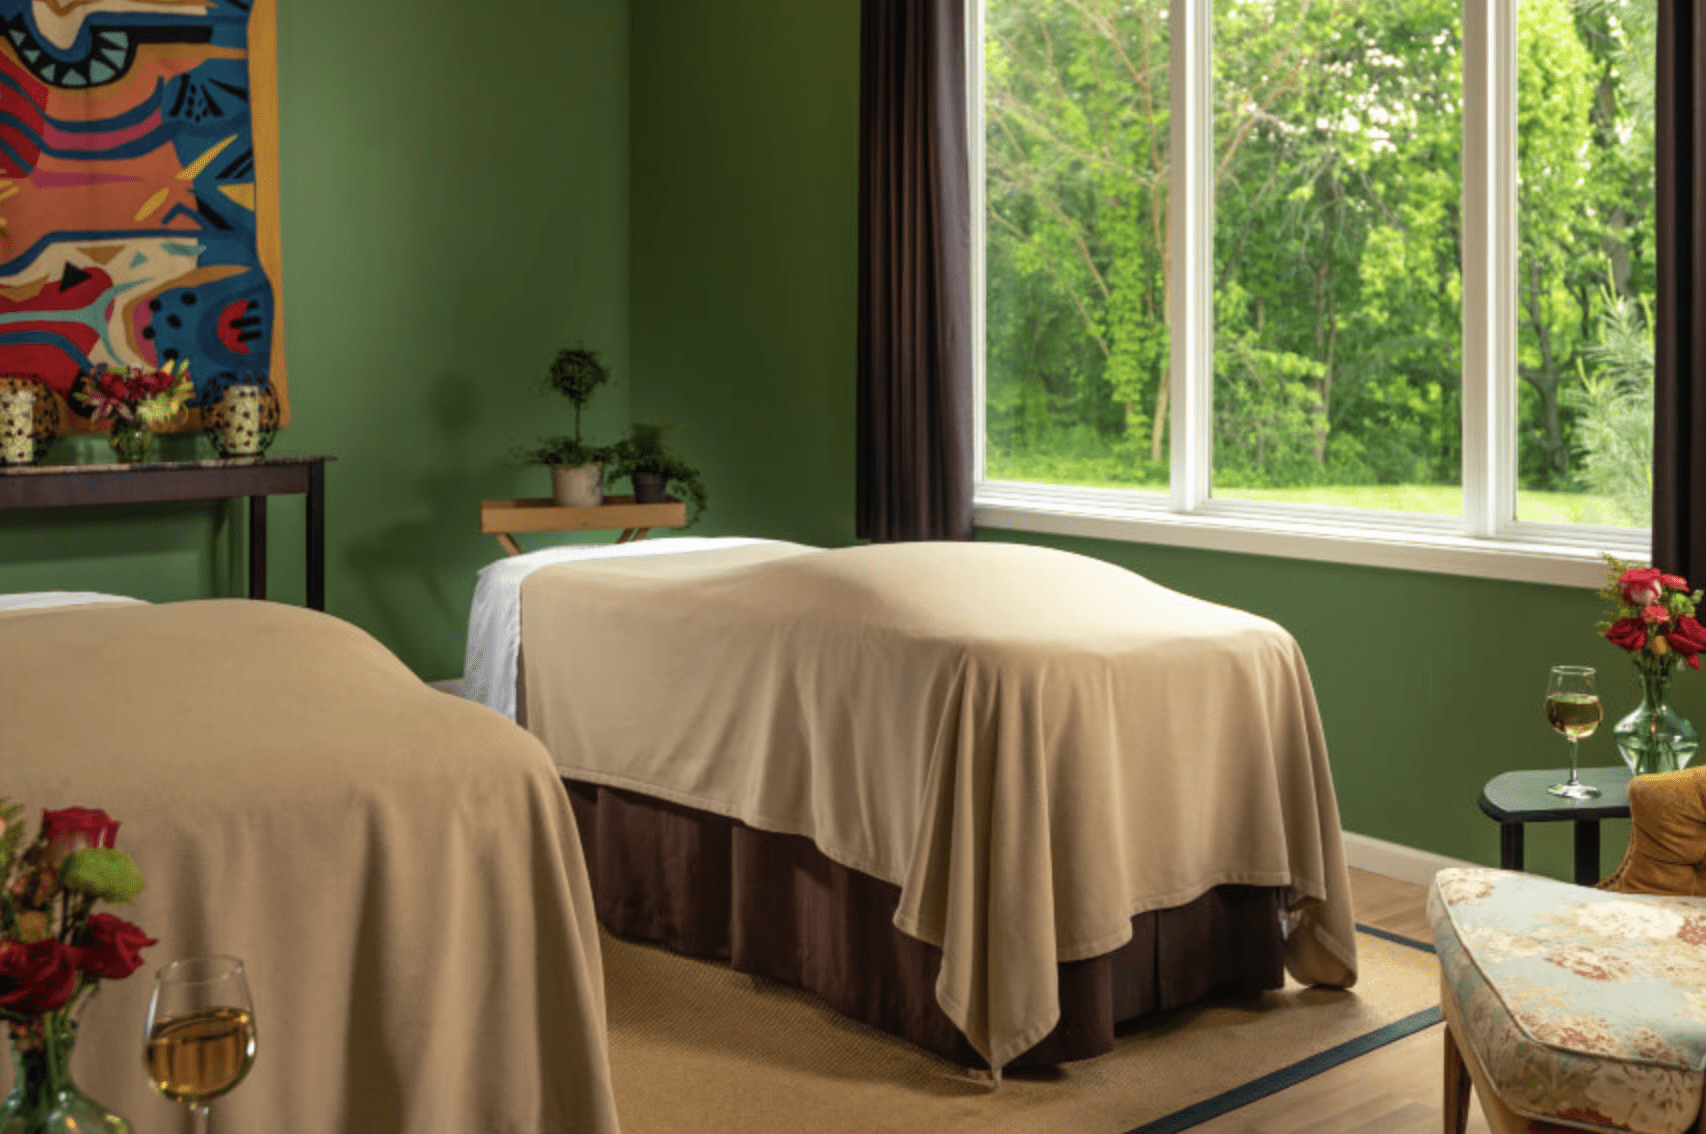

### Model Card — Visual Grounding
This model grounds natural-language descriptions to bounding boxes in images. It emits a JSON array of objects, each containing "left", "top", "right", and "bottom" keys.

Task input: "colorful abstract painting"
[{"left": 0, "top": 0, "right": 283, "bottom": 431}]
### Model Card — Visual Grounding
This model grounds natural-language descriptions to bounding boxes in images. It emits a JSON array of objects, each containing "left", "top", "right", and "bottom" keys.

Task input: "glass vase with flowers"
[
  {"left": 1597, "top": 563, "right": 1706, "bottom": 776},
  {"left": 69, "top": 362, "right": 192, "bottom": 464},
  {"left": 0, "top": 800, "right": 156, "bottom": 1134}
]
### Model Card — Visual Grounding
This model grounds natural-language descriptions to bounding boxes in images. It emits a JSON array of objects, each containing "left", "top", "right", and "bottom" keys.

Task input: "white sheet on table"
[
  {"left": 0, "top": 592, "right": 143, "bottom": 612},
  {"left": 463, "top": 537, "right": 778, "bottom": 720}
]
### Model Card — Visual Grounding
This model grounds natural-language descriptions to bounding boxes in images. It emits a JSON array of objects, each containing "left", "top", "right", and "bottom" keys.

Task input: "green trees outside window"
[{"left": 984, "top": 0, "right": 1655, "bottom": 528}]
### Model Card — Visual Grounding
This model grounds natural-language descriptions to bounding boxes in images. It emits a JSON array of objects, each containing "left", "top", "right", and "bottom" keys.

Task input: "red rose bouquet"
[
  {"left": 69, "top": 361, "right": 191, "bottom": 427},
  {"left": 1598, "top": 564, "right": 1706, "bottom": 673},
  {"left": 0, "top": 799, "right": 155, "bottom": 1128},
  {"left": 69, "top": 359, "right": 192, "bottom": 463},
  {"left": 1597, "top": 561, "right": 1705, "bottom": 774}
]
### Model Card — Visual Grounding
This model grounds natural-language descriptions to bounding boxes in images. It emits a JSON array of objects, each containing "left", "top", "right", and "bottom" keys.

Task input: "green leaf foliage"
[
  {"left": 542, "top": 348, "right": 611, "bottom": 410},
  {"left": 606, "top": 422, "right": 709, "bottom": 524},
  {"left": 0, "top": 797, "right": 23, "bottom": 880},
  {"left": 516, "top": 436, "right": 610, "bottom": 469},
  {"left": 534, "top": 346, "right": 613, "bottom": 448}
]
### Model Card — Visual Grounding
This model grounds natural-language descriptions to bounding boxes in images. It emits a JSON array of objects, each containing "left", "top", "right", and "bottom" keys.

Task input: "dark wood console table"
[{"left": 0, "top": 456, "right": 332, "bottom": 610}]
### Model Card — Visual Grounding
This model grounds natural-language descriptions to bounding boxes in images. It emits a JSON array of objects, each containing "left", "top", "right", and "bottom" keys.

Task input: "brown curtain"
[
  {"left": 856, "top": 0, "right": 974, "bottom": 542},
  {"left": 1655, "top": 1, "right": 1706, "bottom": 582}
]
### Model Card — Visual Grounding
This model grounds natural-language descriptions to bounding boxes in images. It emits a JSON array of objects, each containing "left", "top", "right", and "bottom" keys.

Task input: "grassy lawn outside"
[{"left": 986, "top": 452, "right": 1632, "bottom": 526}]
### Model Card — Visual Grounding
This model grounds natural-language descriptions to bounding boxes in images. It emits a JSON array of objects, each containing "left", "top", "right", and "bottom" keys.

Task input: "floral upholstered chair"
[{"left": 1429, "top": 766, "right": 1706, "bottom": 1134}]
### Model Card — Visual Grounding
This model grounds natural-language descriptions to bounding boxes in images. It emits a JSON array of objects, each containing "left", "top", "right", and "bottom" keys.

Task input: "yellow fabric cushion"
[{"left": 1606, "top": 767, "right": 1706, "bottom": 897}]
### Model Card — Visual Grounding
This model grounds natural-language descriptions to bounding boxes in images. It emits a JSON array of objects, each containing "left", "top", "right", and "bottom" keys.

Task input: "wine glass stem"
[
  {"left": 192, "top": 1102, "right": 211, "bottom": 1134},
  {"left": 1568, "top": 737, "right": 1581, "bottom": 785}
]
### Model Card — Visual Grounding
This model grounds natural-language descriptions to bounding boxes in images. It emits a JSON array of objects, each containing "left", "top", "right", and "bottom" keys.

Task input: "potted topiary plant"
[
  {"left": 519, "top": 347, "right": 614, "bottom": 507},
  {"left": 606, "top": 421, "right": 708, "bottom": 524}
]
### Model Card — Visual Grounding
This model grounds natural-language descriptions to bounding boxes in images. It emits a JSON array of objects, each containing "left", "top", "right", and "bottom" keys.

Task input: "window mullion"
[
  {"left": 1461, "top": 0, "right": 1518, "bottom": 538},
  {"left": 970, "top": 0, "right": 987, "bottom": 485},
  {"left": 1168, "top": 0, "right": 1213, "bottom": 514}
]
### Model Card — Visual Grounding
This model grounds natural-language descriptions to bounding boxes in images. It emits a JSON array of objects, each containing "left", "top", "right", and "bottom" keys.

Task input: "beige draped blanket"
[
  {"left": 520, "top": 540, "right": 1358, "bottom": 1073},
  {"left": 0, "top": 600, "right": 620, "bottom": 1134}
]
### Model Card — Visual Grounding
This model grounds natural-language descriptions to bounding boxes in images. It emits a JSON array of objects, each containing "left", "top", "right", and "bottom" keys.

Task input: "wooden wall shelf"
[{"left": 479, "top": 495, "right": 686, "bottom": 556}]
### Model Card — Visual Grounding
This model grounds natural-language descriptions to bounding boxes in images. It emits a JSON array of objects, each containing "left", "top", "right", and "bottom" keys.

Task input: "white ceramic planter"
[{"left": 552, "top": 463, "right": 604, "bottom": 507}]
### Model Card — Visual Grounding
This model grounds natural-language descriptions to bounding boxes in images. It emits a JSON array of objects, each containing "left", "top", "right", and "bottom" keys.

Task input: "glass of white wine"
[
  {"left": 143, "top": 956, "right": 257, "bottom": 1134},
  {"left": 1546, "top": 665, "right": 1603, "bottom": 799}
]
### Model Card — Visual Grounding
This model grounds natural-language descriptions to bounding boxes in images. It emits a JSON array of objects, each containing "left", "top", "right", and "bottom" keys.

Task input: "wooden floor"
[{"left": 1190, "top": 868, "right": 1489, "bottom": 1134}]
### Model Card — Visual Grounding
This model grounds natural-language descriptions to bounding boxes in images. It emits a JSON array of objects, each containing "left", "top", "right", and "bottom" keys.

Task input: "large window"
[
  {"left": 983, "top": 1, "right": 1174, "bottom": 492},
  {"left": 1513, "top": 0, "right": 1655, "bottom": 529},
  {"left": 975, "top": 0, "right": 1655, "bottom": 585}
]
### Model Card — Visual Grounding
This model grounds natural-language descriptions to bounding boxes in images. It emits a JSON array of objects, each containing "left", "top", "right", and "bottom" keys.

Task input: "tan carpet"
[{"left": 601, "top": 927, "right": 1439, "bottom": 1134}]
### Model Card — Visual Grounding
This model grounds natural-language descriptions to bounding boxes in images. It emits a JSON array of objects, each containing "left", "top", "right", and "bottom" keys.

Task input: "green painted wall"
[
  {"left": 628, "top": 0, "right": 861, "bottom": 548},
  {"left": 625, "top": 0, "right": 1702, "bottom": 876},
  {"left": 0, "top": 0, "right": 634, "bottom": 680}
]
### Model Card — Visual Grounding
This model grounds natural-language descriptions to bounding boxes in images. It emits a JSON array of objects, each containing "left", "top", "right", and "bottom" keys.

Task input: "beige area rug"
[{"left": 602, "top": 927, "right": 1441, "bottom": 1134}]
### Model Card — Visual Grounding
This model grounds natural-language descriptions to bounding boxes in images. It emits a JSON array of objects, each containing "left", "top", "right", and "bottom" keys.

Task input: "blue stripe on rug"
[
  {"left": 1122, "top": 926, "right": 1442, "bottom": 1134},
  {"left": 1355, "top": 922, "right": 1437, "bottom": 953}
]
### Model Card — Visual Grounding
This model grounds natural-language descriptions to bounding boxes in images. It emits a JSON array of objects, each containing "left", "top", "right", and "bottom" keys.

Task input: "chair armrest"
[{"left": 1602, "top": 766, "right": 1706, "bottom": 896}]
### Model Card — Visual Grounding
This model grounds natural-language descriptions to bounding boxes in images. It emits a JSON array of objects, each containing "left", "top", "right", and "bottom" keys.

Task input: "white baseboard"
[
  {"left": 428, "top": 677, "right": 465, "bottom": 697},
  {"left": 1341, "top": 830, "right": 1478, "bottom": 886}
]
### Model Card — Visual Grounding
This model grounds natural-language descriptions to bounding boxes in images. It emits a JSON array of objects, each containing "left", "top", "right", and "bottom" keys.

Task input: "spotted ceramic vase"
[
  {"left": 217, "top": 385, "right": 263, "bottom": 456},
  {"left": 0, "top": 384, "right": 35, "bottom": 465}
]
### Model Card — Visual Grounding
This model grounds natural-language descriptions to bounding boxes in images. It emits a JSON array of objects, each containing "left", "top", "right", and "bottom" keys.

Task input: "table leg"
[
  {"left": 1574, "top": 819, "right": 1601, "bottom": 886},
  {"left": 307, "top": 461, "right": 325, "bottom": 611},
  {"left": 248, "top": 495, "right": 267, "bottom": 601},
  {"left": 1499, "top": 822, "right": 1524, "bottom": 872},
  {"left": 495, "top": 532, "right": 523, "bottom": 557}
]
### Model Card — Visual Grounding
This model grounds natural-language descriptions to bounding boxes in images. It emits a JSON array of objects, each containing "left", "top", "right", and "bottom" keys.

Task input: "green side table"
[{"left": 1478, "top": 765, "right": 1632, "bottom": 885}]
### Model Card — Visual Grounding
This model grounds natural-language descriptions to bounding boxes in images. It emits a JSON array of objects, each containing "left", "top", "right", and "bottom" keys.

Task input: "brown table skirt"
[{"left": 565, "top": 778, "right": 1287, "bottom": 1069}]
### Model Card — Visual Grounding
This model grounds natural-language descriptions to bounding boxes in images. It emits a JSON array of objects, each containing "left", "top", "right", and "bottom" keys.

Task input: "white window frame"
[{"left": 969, "top": 0, "right": 1651, "bottom": 589}]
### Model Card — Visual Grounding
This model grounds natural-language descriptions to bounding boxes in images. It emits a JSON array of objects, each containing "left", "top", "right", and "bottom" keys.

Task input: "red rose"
[
  {"left": 1643, "top": 603, "right": 1673, "bottom": 625},
  {"left": 40, "top": 807, "right": 119, "bottom": 865},
  {"left": 1668, "top": 615, "right": 1706, "bottom": 671},
  {"left": 0, "top": 940, "right": 82, "bottom": 1014},
  {"left": 78, "top": 914, "right": 156, "bottom": 980},
  {"left": 1661, "top": 573, "right": 1691, "bottom": 592},
  {"left": 1621, "top": 567, "right": 1665, "bottom": 605},
  {"left": 1606, "top": 618, "right": 1648, "bottom": 652}
]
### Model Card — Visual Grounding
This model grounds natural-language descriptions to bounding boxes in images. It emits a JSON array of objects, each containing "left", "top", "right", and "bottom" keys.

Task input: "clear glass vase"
[
  {"left": 106, "top": 419, "right": 153, "bottom": 463},
  {"left": 1613, "top": 670, "right": 1701, "bottom": 776},
  {"left": 0, "top": 1017, "right": 131, "bottom": 1134}
]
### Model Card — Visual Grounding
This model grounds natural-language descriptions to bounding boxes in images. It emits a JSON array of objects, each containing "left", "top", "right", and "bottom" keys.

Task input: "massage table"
[
  {"left": 0, "top": 595, "right": 620, "bottom": 1134},
  {"left": 466, "top": 538, "right": 1359, "bottom": 1078}
]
